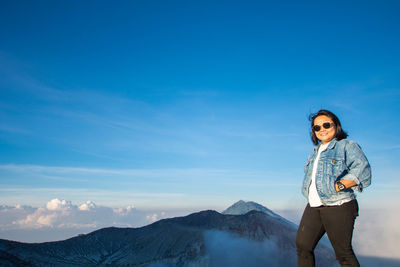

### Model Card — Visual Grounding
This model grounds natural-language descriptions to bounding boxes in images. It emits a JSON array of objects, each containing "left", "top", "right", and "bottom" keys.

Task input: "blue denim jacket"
[{"left": 302, "top": 139, "right": 371, "bottom": 205}]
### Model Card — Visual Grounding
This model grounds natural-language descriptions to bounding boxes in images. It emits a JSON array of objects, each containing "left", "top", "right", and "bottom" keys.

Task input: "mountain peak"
[
  {"left": 222, "top": 200, "right": 276, "bottom": 216},
  {"left": 222, "top": 200, "right": 296, "bottom": 227}
]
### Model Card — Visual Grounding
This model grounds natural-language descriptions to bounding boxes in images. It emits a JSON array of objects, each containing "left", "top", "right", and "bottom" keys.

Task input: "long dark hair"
[{"left": 309, "top": 109, "right": 348, "bottom": 145}]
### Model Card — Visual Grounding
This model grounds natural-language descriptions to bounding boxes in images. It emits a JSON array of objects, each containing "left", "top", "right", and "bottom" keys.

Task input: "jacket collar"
[
  {"left": 313, "top": 138, "right": 338, "bottom": 152},
  {"left": 327, "top": 138, "right": 338, "bottom": 150}
]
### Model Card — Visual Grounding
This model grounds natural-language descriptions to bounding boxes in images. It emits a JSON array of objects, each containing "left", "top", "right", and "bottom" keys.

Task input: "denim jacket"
[{"left": 302, "top": 139, "right": 371, "bottom": 205}]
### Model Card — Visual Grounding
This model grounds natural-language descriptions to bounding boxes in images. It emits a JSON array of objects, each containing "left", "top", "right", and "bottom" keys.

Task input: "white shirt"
[{"left": 308, "top": 142, "right": 330, "bottom": 207}]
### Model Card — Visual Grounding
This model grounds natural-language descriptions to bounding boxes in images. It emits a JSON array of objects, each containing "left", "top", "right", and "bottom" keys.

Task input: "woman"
[{"left": 296, "top": 110, "right": 371, "bottom": 267}]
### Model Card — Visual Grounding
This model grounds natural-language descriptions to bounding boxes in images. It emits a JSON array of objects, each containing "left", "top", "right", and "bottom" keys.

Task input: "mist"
[
  {"left": 353, "top": 207, "right": 400, "bottom": 260},
  {"left": 204, "top": 230, "right": 298, "bottom": 267}
]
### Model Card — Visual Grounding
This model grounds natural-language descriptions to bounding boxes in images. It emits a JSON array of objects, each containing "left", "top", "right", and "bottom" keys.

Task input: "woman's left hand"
[{"left": 335, "top": 179, "right": 358, "bottom": 192}]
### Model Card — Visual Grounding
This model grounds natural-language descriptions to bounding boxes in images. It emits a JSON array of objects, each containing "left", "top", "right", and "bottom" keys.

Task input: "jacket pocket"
[
  {"left": 326, "top": 158, "right": 346, "bottom": 178},
  {"left": 326, "top": 174, "right": 338, "bottom": 195}
]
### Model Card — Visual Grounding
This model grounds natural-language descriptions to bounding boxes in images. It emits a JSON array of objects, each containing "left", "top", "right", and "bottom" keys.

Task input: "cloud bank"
[
  {"left": 353, "top": 208, "right": 400, "bottom": 260},
  {"left": 0, "top": 198, "right": 168, "bottom": 242}
]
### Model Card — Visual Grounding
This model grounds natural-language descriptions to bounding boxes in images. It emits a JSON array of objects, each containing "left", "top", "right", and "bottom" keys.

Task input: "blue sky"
[{"left": 1, "top": 1, "right": 400, "bottom": 213}]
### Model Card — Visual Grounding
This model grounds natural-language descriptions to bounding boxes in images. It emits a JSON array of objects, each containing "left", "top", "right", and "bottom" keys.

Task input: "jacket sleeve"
[{"left": 342, "top": 141, "right": 372, "bottom": 192}]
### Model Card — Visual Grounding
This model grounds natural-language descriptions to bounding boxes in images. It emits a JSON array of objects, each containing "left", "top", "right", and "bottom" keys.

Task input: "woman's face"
[{"left": 313, "top": 115, "right": 336, "bottom": 144}]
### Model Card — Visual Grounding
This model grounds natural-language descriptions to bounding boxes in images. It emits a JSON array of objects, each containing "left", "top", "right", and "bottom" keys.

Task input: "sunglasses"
[{"left": 312, "top": 122, "right": 334, "bottom": 132}]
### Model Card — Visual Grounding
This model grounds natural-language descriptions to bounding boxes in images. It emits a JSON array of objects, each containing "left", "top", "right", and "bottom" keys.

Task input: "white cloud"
[
  {"left": 46, "top": 198, "right": 73, "bottom": 211},
  {"left": 0, "top": 205, "right": 35, "bottom": 227},
  {"left": 35, "top": 213, "right": 58, "bottom": 227},
  {"left": 1, "top": 199, "right": 166, "bottom": 231},
  {"left": 0, "top": 198, "right": 192, "bottom": 242},
  {"left": 15, "top": 207, "right": 56, "bottom": 228},
  {"left": 113, "top": 205, "right": 135, "bottom": 215},
  {"left": 78, "top": 201, "right": 97, "bottom": 211}
]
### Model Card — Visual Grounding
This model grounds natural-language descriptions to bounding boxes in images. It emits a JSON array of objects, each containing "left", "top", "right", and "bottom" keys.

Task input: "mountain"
[
  {"left": 223, "top": 200, "right": 277, "bottom": 216},
  {"left": 0, "top": 201, "right": 336, "bottom": 266},
  {"left": 222, "top": 200, "right": 297, "bottom": 228}
]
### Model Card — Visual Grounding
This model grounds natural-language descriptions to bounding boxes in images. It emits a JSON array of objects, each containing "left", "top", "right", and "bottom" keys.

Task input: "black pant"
[{"left": 296, "top": 200, "right": 360, "bottom": 267}]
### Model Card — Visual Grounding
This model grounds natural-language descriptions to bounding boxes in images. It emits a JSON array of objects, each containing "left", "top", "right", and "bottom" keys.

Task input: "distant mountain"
[
  {"left": 0, "top": 201, "right": 336, "bottom": 266},
  {"left": 223, "top": 200, "right": 297, "bottom": 228},
  {"left": 223, "top": 200, "right": 277, "bottom": 216}
]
